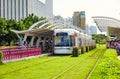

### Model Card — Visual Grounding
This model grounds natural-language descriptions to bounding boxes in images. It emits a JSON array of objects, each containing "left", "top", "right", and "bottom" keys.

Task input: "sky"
[{"left": 53, "top": 0, "right": 120, "bottom": 26}]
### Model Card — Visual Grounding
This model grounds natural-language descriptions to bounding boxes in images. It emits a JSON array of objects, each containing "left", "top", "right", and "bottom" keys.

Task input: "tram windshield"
[{"left": 55, "top": 32, "right": 75, "bottom": 47}]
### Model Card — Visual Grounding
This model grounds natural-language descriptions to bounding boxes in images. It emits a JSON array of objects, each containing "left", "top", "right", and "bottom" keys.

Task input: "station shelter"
[{"left": 12, "top": 16, "right": 85, "bottom": 54}]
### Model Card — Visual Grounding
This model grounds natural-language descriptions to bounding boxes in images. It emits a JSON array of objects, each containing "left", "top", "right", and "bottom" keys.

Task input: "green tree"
[
  {"left": 0, "top": 13, "right": 46, "bottom": 46},
  {"left": 5, "top": 19, "right": 18, "bottom": 45},
  {"left": 17, "top": 19, "right": 26, "bottom": 30},
  {"left": 23, "top": 13, "right": 46, "bottom": 29},
  {"left": 0, "top": 18, "right": 7, "bottom": 45},
  {"left": 92, "top": 34, "right": 109, "bottom": 44}
]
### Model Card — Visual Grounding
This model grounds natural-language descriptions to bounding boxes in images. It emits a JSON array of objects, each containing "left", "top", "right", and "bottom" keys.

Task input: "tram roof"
[{"left": 92, "top": 16, "right": 120, "bottom": 37}]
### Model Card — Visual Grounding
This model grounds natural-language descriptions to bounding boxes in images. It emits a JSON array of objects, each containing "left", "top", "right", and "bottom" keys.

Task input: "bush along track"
[
  {"left": 0, "top": 51, "right": 3, "bottom": 64},
  {"left": 52, "top": 46, "right": 106, "bottom": 79},
  {"left": 90, "top": 49, "right": 120, "bottom": 79}
]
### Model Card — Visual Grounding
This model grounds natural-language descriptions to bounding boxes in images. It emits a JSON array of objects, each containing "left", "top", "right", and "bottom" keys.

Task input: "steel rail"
[
  {"left": 52, "top": 48, "right": 101, "bottom": 79},
  {"left": 86, "top": 49, "right": 106, "bottom": 79}
]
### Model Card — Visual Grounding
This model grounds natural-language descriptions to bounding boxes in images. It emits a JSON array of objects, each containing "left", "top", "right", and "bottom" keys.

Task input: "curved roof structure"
[
  {"left": 12, "top": 16, "right": 85, "bottom": 35},
  {"left": 92, "top": 16, "right": 120, "bottom": 36},
  {"left": 12, "top": 16, "right": 85, "bottom": 40}
]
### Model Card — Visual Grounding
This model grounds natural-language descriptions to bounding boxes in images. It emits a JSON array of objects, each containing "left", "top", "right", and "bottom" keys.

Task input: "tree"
[
  {"left": 5, "top": 19, "right": 18, "bottom": 45},
  {"left": 0, "top": 18, "right": 7, "bottom": 45},
  {"left": 0, "top": 13, "right": 46, "bottom": 46},
  {"left": 17, "top": 19, "right": 26, "bottom": 30},
  {"left": 92, "top": 34, "right": 109, "bottom": 44},
  {"left": 23, "top": 13, "right": 46, "bottom": 29}
]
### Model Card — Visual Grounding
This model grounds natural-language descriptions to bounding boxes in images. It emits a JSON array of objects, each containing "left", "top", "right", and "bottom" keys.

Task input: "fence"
[{"left": 0, "top": 46, "right": 41, "bottom": 61}]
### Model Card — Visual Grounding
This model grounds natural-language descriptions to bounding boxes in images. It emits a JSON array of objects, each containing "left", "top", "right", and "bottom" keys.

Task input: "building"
[
  {"left": 80, "top": 11, "right": 86, "bottom": 30},
  {"left": 89, "top": 26, "right": 97, "bottom": 34},
  {"left": 73, "top": 11, "right": 86, "bottom": 30},
  {"left": 65, "top": 17, "right": 73, "bottom": 25},
  {"left": 92, "top": 16, "right": 120, "bottom": 37},
  {"left": 86, "top": 24, "right": 90, "bottom": 34},
  {"left": 86, "top": 25, "right": 97, "bottom": 35},
  {"left": 0, "top": 0, "right": 53, "bottom": 20},
  {"left": 73, "top": 12, "right": 80, "bottom": 28}
]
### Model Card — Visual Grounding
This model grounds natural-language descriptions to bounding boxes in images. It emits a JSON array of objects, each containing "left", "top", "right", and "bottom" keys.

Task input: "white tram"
[{"left": 54, "top": 29, "right": 96, "bottom": 54}]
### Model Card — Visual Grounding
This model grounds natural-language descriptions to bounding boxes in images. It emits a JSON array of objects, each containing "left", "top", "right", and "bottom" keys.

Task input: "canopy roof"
[
  {"left": 92, "top": 16, "right": 120, "bottom": 37},
  {"left": 12, "top": 16, "right": 85, "bottom": 36}
]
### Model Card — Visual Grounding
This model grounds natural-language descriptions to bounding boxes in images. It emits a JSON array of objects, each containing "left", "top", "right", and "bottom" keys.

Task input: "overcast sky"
[{"left": 53, "top": 0, "right": 120, "bottom": 25}]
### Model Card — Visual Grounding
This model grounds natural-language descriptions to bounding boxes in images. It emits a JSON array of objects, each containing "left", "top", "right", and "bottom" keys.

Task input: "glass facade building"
[{"left": 73, "top": 11, "right": 86, "bottom": 30}]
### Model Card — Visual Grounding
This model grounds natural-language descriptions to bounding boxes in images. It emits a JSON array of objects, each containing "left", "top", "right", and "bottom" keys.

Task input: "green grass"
[
  {"left": 90, "top": 48, "right": 120, "bottom": 79},
  {"left": 57, "top": 46, "right": 106, "bottom": 79},
  {"left": 0, "top": 45, "right": 107, "bottom": 79}
]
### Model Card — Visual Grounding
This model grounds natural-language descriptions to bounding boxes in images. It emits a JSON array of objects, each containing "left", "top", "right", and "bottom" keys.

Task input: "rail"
[
  {"left": 52, "top": 48, "right": 106, "bottom": 79},
  {"left": 86, "top": 49, "right": 106, "bottom": 79}
]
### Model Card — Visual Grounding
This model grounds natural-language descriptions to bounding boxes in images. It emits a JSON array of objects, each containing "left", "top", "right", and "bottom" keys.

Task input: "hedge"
[
  {"left": 0, "top": 51, "right": 3, "bottom": 64},
  {"left": 72, "top": 46, "right": 79, "bottom": 57}
]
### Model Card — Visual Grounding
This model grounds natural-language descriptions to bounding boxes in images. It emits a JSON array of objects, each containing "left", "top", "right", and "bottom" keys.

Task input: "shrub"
[
  {"left": 72, "top": 46, "right": 79, "bottom": 57},
  {"left": 0, "top": 51, "right": 3, "bottom": 64}
]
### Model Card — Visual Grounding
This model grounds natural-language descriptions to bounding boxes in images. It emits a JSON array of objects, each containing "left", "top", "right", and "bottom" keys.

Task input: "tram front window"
[{"left": 55, "top": 32, "right": 74, "bottom": 47}]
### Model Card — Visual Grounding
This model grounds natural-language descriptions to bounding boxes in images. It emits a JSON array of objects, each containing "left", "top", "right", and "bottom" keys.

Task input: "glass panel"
[{"left": 55, "top": 35, "right": 74, "bottom": 47}]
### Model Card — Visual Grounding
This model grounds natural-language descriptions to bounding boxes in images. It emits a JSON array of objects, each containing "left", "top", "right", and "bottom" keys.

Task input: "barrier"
[{"left": 0, "top": 47, "right": 41, "bottom": 61}]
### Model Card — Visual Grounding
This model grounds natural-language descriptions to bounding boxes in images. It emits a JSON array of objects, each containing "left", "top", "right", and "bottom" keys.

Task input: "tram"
[{"left": 54, "top": 29, "right": 96, "bottom": 54}]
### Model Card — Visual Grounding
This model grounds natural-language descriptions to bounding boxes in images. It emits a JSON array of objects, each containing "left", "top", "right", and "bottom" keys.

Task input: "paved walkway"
[{"left": 3, "top": 53, "right": 51, "bottom": 63}]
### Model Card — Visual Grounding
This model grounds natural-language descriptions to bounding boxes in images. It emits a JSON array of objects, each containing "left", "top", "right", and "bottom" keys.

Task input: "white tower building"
[{"left": 0, "top": 0, "right": 53, "bottom": 20}]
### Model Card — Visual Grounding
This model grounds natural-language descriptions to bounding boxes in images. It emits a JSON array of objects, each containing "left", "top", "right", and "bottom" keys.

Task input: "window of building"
[
  {"left": 3, "top": 0, "right": 5, "bottom": 17},
  {"left": 26, "top": 0, "right": 28, "bottom": 16},
  {"left": 22, "top": 0, "right": 24, "bottom": 19},
  {"left": 18, "top": 0, "right": 20, "bottom": 20},
  {"left": 15, "top": 0, "right": 16, "bottom": 20},
  {"left": 7, "top": 0, "right": 9, "bottom": 19}
]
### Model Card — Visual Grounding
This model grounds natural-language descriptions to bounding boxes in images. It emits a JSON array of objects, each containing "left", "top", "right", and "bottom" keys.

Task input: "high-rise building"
[
  {"left": 73, "top": 11, "right": 80, "bottom": 28},
  {"left": 73, "top": 11, "right": 86, "bottom": 30},
  {"left": 88, "top": 26, "right": 97, "bottom": 34},
  {"left": 79, "top": 11, "right": 86, "bottom": 30},
  {"left": 65, "top": 17, "right": 73, "bottom": 25},
  {"left": 0, "top": 0, "right": 53, "bottom": 20},
  {"left": 86, "top": 24, "right": 90, "bottom": 34}
]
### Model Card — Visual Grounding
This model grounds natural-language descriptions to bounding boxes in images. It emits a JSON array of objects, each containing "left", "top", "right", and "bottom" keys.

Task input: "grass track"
[
  {"left": 90, "top": 48, "right": 120, "bottom": 79},
  {"left": 0, "top": 45, "right": 109, "bottom": 79},
  {"left": 56, "top": 46, "right": 106, "bottom": 79}
]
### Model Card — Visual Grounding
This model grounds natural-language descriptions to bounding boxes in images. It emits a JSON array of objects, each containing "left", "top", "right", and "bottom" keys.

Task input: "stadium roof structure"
[{"left": 92, "top": 16, "right": 120, "bottom": 37}]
